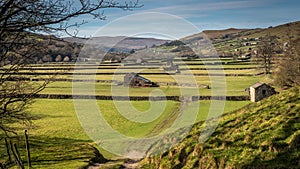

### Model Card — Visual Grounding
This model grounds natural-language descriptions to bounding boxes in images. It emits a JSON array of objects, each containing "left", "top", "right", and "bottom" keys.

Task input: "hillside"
[
  {"left": 184, "top": 21, "right": 300, "bottom": 42},
  {"left": 240, "top": 21, "right": 300, "bottom": 41},
  {"left": 140, "top": 87, "right": 300, "bottom": 168},
  {"left": 9, "top": 20, "right": 300, "bottom": 63},
  {"left": 148, "top": 20, "right": 300, "bottom": 58},
  {"left": 4, "top": 32, "right": 82, "bottom": 64},
  {"left": 183, "top": 28, "right": 247, "bottom": 41},
  {"left": 64, "top": 36, "right": 169, "bottom": 52}
]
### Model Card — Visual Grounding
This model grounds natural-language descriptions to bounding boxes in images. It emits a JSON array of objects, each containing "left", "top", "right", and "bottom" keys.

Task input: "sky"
[{"left": 68, "top": 0, "right": 300, "bottom": 39}]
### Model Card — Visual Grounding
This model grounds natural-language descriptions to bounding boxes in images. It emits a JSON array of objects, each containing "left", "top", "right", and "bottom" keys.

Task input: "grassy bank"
[{"left": 140, "top": 87, "right": 300, "bottom": 168}]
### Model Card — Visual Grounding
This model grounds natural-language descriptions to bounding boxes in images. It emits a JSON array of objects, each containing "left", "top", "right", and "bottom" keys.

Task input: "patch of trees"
[
  {"left": 171, "top": 45, "right": 191, "bottom": 53},
  {"left": 20, "top": 34, "right": 81, "bottom": 63},
  {"left": 275, "top": 37, "right": 300, "bottom": 88},
  {"left": 255, "top": 34, "right": 281, "bottom": 74},
  {"left": 254, "top": 31, "right": 300, "bottom": 88},
  {"left": 163, "top": 40, "right": 185, "bottom": 46}
]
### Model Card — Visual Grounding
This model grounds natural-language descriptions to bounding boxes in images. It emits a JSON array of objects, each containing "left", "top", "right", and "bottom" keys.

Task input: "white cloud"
[
  {"left": 73, "top": 12, "right": 201, "bottom": 39},
  {"left": 139, "top": 0, "right": 271, "bottom": 18}
]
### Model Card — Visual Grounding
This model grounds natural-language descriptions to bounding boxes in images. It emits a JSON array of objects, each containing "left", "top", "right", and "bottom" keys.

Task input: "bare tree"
[
  {"left": 275, "top": 35, "right": 300, "bottom": 88},
  {"left": 256, "top": 34, "right": 280, "bottom": 74},
  {"left": 0, "top": 0, "right": 140, "bottom": 137}
]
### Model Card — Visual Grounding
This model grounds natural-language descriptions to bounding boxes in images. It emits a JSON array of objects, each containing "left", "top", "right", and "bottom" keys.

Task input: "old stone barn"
[
  {"left": 248, "top": 82, "right": 276, "bottom": 102},
  {"left": 124, "top": 73, "right": 158, "bottom": 87}
]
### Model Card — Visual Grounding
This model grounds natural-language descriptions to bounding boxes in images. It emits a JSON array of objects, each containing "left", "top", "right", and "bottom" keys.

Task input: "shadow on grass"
[{"left": 1, "top": 135, "right": 107, "bottom": 168}]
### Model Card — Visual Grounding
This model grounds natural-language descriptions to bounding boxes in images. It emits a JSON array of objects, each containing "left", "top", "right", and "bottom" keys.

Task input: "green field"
[
  {"left": 0, "top": 99, "right": 250, "bottom": 168},
  {"left": 1, "top": 59, "right": 267, "bottom": 168},
  {"left": 40, "top": 74, "right": 261, "bottom": 96}
]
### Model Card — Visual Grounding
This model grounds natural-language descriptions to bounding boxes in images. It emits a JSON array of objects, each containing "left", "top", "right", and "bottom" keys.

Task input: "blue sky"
[{"left": 70, "top": 0, "right": 300, "bottom": 38}]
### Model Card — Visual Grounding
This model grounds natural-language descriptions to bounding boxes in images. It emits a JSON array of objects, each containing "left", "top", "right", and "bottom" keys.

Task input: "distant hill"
[
  {"left": 146, "top": 20, "right": 300, "bottom": 58},
  {"left": 64, "top": 36, "right": 169, "bottom": 53},
  {"left": 140, "top": 87, "right": 300, "bottom": 168},
  {"left": 183, "top": 28, "right": 247, "bottom": 41},
  {"left": 2, "top": 32, "right": 82, "bottom": 64},
  {"left": 9, "top": 20, "right": 300, "bottom": 63},
  {"left": 184, "top": 21, "right": 300, "bottom": 42},
  {"left": 239, "top": 21, "right": 300, "bottom": 41}
]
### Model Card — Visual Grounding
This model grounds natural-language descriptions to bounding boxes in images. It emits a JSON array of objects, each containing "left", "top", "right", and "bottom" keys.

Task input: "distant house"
[
  {"left": 247, "top": 82, "right": 276, "bottom": 102},
  {"left": 124, "top": 72, "right": 158, "bottom": 87}
]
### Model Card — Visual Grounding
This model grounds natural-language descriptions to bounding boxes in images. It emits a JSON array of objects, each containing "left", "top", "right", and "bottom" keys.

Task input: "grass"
[
  {"left": 185, "top": 64, "right": 258, "bottom": 69},
  {"left": 40, "top": 74, "right": 262, "bottom": 96},
  {"left": 98, "top": 100, "right": 180, "bottom": 137},
  {"left": 0, "top": 61, "right": 266, "bottom": 168},
  {"left": 187, "top": 69, "right": 261, "bottom": 74},
  {"left": 0, "top": 99, "right": 95, "bottom": 169},
  {"left": 140, "top": 87, "right": 300, "bottom": 168},
  {"left": 0, "top": 99, "right": 250, "bottom": 168},
  {"left": 3, "top": 68, "right": 261, "bottom": 75}
]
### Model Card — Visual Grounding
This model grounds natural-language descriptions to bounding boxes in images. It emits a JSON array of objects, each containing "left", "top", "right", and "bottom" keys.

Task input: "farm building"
[
  {"left": 124, "top": 72, "right": 158, "bottom": 87},
  {"left": 247, "top": 82, "right": 276, "bottom": 102}
]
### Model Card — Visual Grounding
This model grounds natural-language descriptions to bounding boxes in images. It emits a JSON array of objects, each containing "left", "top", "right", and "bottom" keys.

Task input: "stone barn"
[
  {"left": 248, "top": 82, "right": 276, "bottom": 102},
  {"left": 124, "top": 72, "right": 158, "bottom": 87}
]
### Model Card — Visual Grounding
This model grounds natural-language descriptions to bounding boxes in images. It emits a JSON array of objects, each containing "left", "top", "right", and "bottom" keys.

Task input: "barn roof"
[
  {"left": 250, "top": 82, "right": 264, "bottom": 89},
  {"left": 249, "top": 82, "right": 274, "bottom": 89},
  {"left": 136, "top": 75, "right": 150, "bottom": 83},
  {"left": 127, "top": 72, "right": 151, "bottom": 83}
]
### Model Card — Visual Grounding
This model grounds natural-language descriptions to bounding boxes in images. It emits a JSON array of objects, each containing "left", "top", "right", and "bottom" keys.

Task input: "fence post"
[
  {"left": 4, "top": 138, "right": 11, "bottom": 162},
  {"left": 24, "top": 130, "right": 31, "bottom": 168}
]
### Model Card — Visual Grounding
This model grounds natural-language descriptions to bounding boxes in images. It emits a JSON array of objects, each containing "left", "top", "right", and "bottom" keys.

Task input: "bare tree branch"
[{"left": 0, "top": 0, "right": 141, "bottom": 138}]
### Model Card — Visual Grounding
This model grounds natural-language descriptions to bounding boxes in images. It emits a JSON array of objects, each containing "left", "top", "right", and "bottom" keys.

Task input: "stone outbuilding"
[
  {"left": 247, "top": 82, "right": 276, "bottom": 102},
  {"left": 124, "top": 72, "right": 158, "bottom": 87}
]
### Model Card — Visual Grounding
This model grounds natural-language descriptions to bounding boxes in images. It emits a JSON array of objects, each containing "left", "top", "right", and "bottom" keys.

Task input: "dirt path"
[
  {"left": 87, "top": 159, "right": 141, "bottom": 169},
  {"left": 122, "top": 159, "right": 141, "bottom": 169}
]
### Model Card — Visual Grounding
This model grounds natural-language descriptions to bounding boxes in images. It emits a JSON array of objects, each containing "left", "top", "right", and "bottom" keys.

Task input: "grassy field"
[
  {"left": 0, "top": 100, "right": 95, "bottom": 169},
  {"left": 0, "top": 99, "right": 250, "bottom": 168},
  {"left": 185, "top": 64, "right": 259, "bottom": 69},
  {"left": 40, "top": 74, "right": 262, "bottom": 96},
  {"left": 1, "top": 60, "right": 266, "bottom": 168}
]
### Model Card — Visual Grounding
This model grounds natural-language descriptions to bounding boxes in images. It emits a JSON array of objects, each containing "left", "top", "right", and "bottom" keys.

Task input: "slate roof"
[
  {"left": 128, "top": 72, "right": 151, "bottom": 83},
  {"left": 250, "top": 82, "right": 265, "bottom": 89}
]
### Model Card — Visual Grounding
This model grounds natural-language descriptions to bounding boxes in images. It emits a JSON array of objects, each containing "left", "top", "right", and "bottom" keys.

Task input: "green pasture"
[
  {"left": 184, "top": 64, "right": 258, "bottom": 69},
  {"left": 1, "top": 60, "right": 263, "bottom": 168},
  {"left": 0, "top": 99, "right": 250, "bottom": 168},
  {"left": 187, "top": 69, "right": 261, "bottom": 74},
  {"left": 40, "top": 74, "right": 262, "bottom": 96},
  {"left": 2, "top": 68, "right": 261, "bottom": 75}
]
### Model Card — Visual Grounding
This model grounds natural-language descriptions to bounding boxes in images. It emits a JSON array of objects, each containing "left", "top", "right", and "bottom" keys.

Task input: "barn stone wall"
[{"left": 250, "top": 84, "right": 276, "bottom": 102}]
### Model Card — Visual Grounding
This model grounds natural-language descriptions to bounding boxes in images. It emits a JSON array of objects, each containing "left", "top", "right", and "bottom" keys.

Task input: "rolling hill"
[
  {"left": 146, "top": 20, "right": 300, "bottom": 58},
  {"left": 10, "top": 20, "right": 300, "bottom": 63},
  {"left": 187, "top": 21, "right": 300, "bottom": 42},
  {"left": 183, "top": 28, "right": 247, "bottom": 42},
  {"left": 64, "top": 36, "right": 169, "bottom": 53},
  {"left": 140, "top": 87, "right": 300, "bottom": 168}
]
